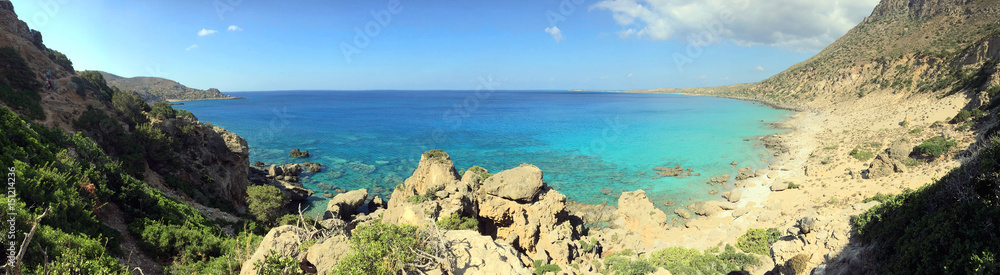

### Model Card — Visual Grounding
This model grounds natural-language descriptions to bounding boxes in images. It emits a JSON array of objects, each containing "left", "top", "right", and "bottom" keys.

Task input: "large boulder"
[
  {"left": 867, "top": 153, "right": 906, "bottom": 179},
  {"left": 887, "top": 141, "right": 913, "bottom": 160},
  {"left": 612, "top": 190, "right": 669, "bottom": 245},
  {"left": 324, "top": 189, "right": 368, "bottom": 220},
  {"left": 305, "top": 235, "right": 350, "bottom": 274},
  {"left": 477, "top": 186, "right": 579, "bottom": 265},
  {"left": 240, "top": 225, "right": 307, "bottom": 275},
  {"left": 445, "top": 230, "right": 532, "bottom": 274},
  {"left": 482, "top": 164, "right": 545, "bottom": 202}
]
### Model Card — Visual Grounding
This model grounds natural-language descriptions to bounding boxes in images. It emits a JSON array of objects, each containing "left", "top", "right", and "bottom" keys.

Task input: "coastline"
[
  {"left": 616, "top": 88, "right": 974, "bottom": 273},
  {"left": 166, "top": 96, "right": 244, "bottom": 103}
]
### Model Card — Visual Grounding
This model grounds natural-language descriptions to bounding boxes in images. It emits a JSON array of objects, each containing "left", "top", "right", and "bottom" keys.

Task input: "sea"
[{"left": 177, "top": 90, "right": 792, "bottom": 218}]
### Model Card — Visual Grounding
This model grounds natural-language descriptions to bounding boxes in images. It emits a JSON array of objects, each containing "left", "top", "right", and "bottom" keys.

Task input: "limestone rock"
[
  {"left": 867, "top": 153, "right": 906, "bottom": 179},
  {"left": 797, "top": 215, "right": 817, "bottom": 234},
  {"left": 445, "top": 230, "right": 531, "bottom": 274},
  {"left": 305, "top": 235, "right": 350, "bottom": 273},
  {"left": 482, "top": 164, "right": 545, "bottom": 202},
  {"left": 240, "top": 225, "right": 307, "bottom": 275},
  {"left": 324, "top": 189, "right": 367, "bottom": 220},
  {"left": 772, "top": 181, "right": 789, "bottom": 191},
  {"left": 383, "top": 150, "right": 474, "bottom": 228},
  {"left": 736, "top": 167, "right": 755, "bottom": 180},
  {"left": 613, "top": 190, "right": 669, "bottom": 245},
  {"left": 477, "top": 186, "right": 579, "bottom": 265},
  {"left": 674, "top": 208, "right": 691, "bottom": 219},
  {"left": 887, "top": 140, "right": 912, "bottom": 160},
  {"left": 726, "top": 188, "right": 743, "bottom": 203},
  {"left": 368, "top": 196, "right": 385, "bottom": 210},
  {"left": 718, "top": 201, "right": 737, "bottom": 210},
  {"left": 565, "top": 202, "right": 618, "bottom": 225}
]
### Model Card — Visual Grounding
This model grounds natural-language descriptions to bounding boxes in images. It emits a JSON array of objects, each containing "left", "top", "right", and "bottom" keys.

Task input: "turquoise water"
[{"left": 177, "top": 90, "right": 791, "bottom": 218}]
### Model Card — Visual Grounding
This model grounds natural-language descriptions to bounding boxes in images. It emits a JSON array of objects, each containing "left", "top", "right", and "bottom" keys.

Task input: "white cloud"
[
  {"left": 544, "top": 26, "right": 564, "bottom": 43},
  {"left": 228, "top": 25, "right": 242, "bottom": 31},
  {"left": 699, "top": 75, "right": 707, "bottom": 79},
  {"left": 754, "top": 65, "right": 765, "bottom": 71},
  {"left": 590, "top": 0, "right": 880, "bottom": 51},
  {"left": 198, "top": 29, "right": 218, "bottom": 36},
  {"left": 185, "top": 44, "right": 199, "bottom": 51},
  {"left": 627, "top": 73, "right": 634, "bottom": 78}
]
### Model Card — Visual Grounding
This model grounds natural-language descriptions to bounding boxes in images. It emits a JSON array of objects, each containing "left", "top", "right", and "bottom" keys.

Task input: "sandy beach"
[{"left": 623, "top": 89, "right": 975, "bottom": 273}]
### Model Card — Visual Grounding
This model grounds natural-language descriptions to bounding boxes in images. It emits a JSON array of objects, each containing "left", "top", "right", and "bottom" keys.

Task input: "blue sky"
[{"left": 12, "top": 0, "right": 879, "bottom": 91}]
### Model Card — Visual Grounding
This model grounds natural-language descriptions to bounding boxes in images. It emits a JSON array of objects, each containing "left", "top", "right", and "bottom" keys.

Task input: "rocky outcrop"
[
  {"left": 240, "top": 225, "right": 307, "bottom": 275},
  {"left": 887, "top": 140, "right": 913, "bottom": 160},
  {"left": 611, "top": 190, "right": 670, "bottom": 246},
  {"left": 151, "top": 120, "right": 251, "bottom": 207},
  {"left": 482, "top": 164, "right": 545, "bottom": 202},
  {"left": 289, "top": 148, "right": 310, "bottom": 158},
  {"left": 445, "top": 230, "right": 532, "bottom": 274},
  {"left": 383, "top": 150, "right": 476, "bottom": 227},
  {"left": 324, "top": 189, "right": 367, "bottom": 220},
  {"left": 867, "top": 152, "right": 907, "bottom": 179},
  {"left": 477, "top": 183, "right": 580, "bottom": 265}
]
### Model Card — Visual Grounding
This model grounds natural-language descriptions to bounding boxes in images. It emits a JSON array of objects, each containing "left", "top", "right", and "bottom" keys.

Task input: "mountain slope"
[
  {"left": 99, "top": 71, "right": 238, "bottom": 103},
  {"left": 687, "top": 0, "right": 1000, "bottom": 111}
]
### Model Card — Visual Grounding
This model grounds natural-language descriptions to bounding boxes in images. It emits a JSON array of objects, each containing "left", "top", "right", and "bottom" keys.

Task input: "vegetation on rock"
[
  {"left": 736, "top": 228, "right": 781, "bottom": 255},
  {"left": 247, "top": 185, "right": 288, "bottom": 226}
]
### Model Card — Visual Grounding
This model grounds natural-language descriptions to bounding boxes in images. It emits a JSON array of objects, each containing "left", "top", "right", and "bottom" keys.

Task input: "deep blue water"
[{"left": 178, "top": 90, "right": 791, "bottom": 217}]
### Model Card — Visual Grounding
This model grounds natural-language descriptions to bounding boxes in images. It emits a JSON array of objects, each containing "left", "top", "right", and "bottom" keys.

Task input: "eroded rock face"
[
  {"left": 482, "top": 164, "right": 545, "bottom": 202},
  {"left": 612, "top": 190, "right": 669, "bottom": 245},
  {"left": 736, "top": 167, "right": 755, "bottom": 180},
  {"left": 240, "top": 225, "right": 307, "bottom": 275},
  {"left": 324, "top": 189, "right": 368, "bottom": 220},
  {"left": 445, "top": 230, "right": 532, "bottom": 274},
  {"left": 477, "top": 186, "right": 579, "bottom": 265}
]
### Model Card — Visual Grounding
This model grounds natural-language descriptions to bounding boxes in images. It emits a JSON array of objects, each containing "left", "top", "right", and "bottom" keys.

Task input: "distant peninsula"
[{"left": 98, "top": 71, "right": 241, "bottom": 103}]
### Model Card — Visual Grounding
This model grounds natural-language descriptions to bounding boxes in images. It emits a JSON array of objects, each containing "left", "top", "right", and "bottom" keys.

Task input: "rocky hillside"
[
  {"left": 682, "top": 0, "right": 1000, "bottom": 111},
  {"left": 99, "top": 71, "right": 238, "bottom": 103}
]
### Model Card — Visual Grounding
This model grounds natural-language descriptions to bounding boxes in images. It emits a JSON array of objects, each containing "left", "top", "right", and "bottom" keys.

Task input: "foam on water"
[{"left": 178, "top": 90, "right": 791, "bottom": 218}]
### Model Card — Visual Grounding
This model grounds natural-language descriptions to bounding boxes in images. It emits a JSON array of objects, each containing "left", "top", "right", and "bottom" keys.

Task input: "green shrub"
[
  {"left": 579, "top": 238, "right": 597, "bottom": 253},
  {"left": 736, "top": 228, "right": 781, "bottom": 255},
  {"left": 952, "top": 110, "right": 972, "bottom": 123},
  {"left": 862, "top": 193, "right": 894, "bottom": 204},
  {"left": 422, "top": 149, "right": 449, "bottom": 163},
  {"left": 902, "top": 157, "right": 923, "bottom": 167},
  {"left": 436, "top": 213, "right": 478, "bottom": 230},
  {"left": 786, "top": 182, "right": 801, "bottom": 189},
  {"left": 850, "top": 146, "right": 875, "bottom": 161},
  {"left": 0, "top": 82, "right": 44, "bottom": 119},
  {"left": 602, "top": 255, "right": 656, "bottom": 275},
  {"left": 335, "top": 221, "right": 428, "bottom": 275},
  {"left": 468, "top": 165, "right": 491, "bottom": 180},
  {"left": 247, "top": 185, "right": 288, "bottom": 225},
  {"left": 909, "top": 128, "right": 922, "bottom": 134},
  {"left": 647, "top": 245, "right": 759, "bottom": 274},
  {"left": 254, "top": 249, "right": 302, "bottom": 275},
  {"left": 111, "top": 90, "right": 150, "bottom": 127},
  {"left": 0, "top": 46, "right": 41, "bottom": 91},
  {"left": 823, "top": 145, "right": 839, "bottom": 150},
  {"left": 149, "top": 102, "right": 178, "bottom": 120},
  {"left": 533, "top": 260, "right": 562, "bottom": 275},
  {"left": 786, "top": 254, "right": 809, "bottom": 274},
  {"left": 47, "top": 48, "right": 74, "bottom": 72},
  {"left": 916, "top": 136, "right": 957, "bottom": 158}
]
